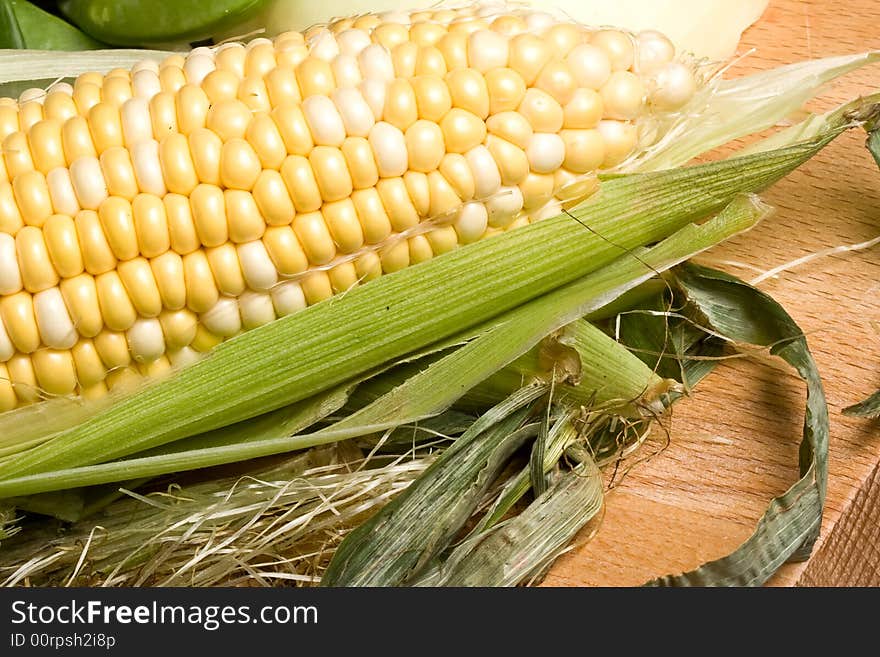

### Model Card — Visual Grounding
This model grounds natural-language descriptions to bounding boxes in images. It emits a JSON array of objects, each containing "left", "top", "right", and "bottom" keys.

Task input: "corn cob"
[{"left": 0, "top": 2, "right": 700, "bottom": 411}]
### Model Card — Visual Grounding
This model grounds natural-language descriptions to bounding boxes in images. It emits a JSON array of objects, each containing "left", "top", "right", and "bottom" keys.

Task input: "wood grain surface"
[{"left": 543, "top": 0, "right": 880, "bottom": 587}]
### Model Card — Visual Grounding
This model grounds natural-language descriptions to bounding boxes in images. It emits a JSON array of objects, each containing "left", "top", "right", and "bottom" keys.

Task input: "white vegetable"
[{"left": 262, "top": 0, "right": 769, "bottom": 61}]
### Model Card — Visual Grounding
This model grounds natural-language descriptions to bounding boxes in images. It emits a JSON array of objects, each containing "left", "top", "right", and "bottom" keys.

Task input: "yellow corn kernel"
[
  {"left": 183, "top": 250, "right": 219, "bottom": 313},
  {"left": 151, "top": 251, "right": 186, "bottom": 310},
  {"left": 159, "top": 308, "right": 198, "bottom": 350},
  {"left": 118, "top": 257, "right": 163, "bottom": 317},
  {"left": 71, "top": 338, "right": 107, "bottom": 387},
  {"left": 132, "top": 193, "right": 170, "bottom": 258},
  {"left": 262, "top": 225, "right": 308, "bottom": 275},
  {"left": 28, "top": 119, "right": 65, "bottom": 174},
  {"left": 32, "top": 348, "right": 77, "bottom": 395},
  {"left": 7, "top": 353, "right": 40, "bottom": 403},
  {"left": 60, "top": 274, "right": 103, "bottom": 338},
  {"left": 100, "top": 146, "right": 139, "bottom": 199},
  {"left": 225, "top": 189, "right": 265, "bottom": 243},
  {"left": 252, "top": 169, "right": 294, "bottom": 226},
  {"left": 159, "top": 132, "right": 199, "bottom": 195},
  {"left": 175, "top": 84, "right": 210, "bottom": 135},
  {"left": 16, "top": 225, "right": 59, "bottom": 292},
  {"left": 97, "top": 196, "right": 138, "bottom": 261},
  {"left": 96, "top": 270, "right": 137, "bottom": 331},
  {"left": 206, "top": 242, "right": 246, "bottom": 296},
  {"left": 43, "top": 213, "right": 84, "bottom": 278}
]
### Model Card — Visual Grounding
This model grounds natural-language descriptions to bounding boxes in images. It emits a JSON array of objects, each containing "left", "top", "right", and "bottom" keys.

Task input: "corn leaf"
[
  {"left": 5, "top": 489, "right": 83, "bottom": 523},
  {"left": 844, "top": 122, "right": 880, "bottom": 416},
  {"left": 647, "top": 263, "right": 829, "bottom": 586},
  {"left": 614, "top": 290, "right": 722, "bottom": 388},
  {"left": 465, "top": 318, "right": 672, "bottom": 414}
]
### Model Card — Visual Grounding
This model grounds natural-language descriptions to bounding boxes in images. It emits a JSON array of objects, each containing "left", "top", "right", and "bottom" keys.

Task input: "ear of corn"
[{"left": 0, "top": 3, "right": 707, "bottom": 412}]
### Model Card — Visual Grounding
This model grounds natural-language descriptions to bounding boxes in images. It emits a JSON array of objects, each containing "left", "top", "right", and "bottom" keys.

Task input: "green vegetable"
[
  {"left": 9, "top": 0, "right": 105, "bottom": 50},
  {"left": 59, "top": 0, "right": 269, "bottom": 47},
  {"left": 0, "top": 0, "right": 24, "bottom": 49}
]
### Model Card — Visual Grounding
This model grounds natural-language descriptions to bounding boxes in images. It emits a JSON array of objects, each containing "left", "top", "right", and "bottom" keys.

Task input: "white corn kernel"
[
  {"left": 526, "top": 133, "right": 565, "bottom": 174},
  {"left": 369, "top": 122, "right": 408, "bottom": 178},
  {"left": 127, "top": 317, "right": 167, "bottom": 362},
  {"left": 310, "top": 29, "right": 341, "bottom": 61},
  {"left": 358, "top": 43, "right": 395, "bottom": 82},
  {"left": 651, "top": 62, "right": 697, "bottom": 111},
  {"left": 34, "top": 287, "right": 77, "bottom": 349},
  {"left": 336, "top": 29, "right": 372, "bottom": 56},
  {"left": 184, "top": 53, "right": 216, "bottom": 85},
  {"left": 47, "top": 82, "right": 74, "bottom": 96},
  {"left": 46, "top": 167, "right": 81, "bottom": 216},
  {"left": 239, "top": 290, "right": 276, "bottom": 329},
  {"left": 131, "top": 58, "right": 161, "bottom": 74},
  {"left": 270, "top": 280, "right": 307, "bottom": 316},
  {"left": 132, "top": 139, "right": 167, "bottom": 196},
  {"left": 201, "top": 297, "right": 242, "bottom": 337},
  {"left": 332, "top": 87, "right": 375, "bottom": 137},
  {"left": 637, "top": 30, "right": 675, "bottom": 76},
  {"left": 302, "top": 95, "right": 347, "bottom": 146},
  {"left": 454, "top": 201, "right": 488, "bottom": 243},
  {"left": 168, "top": 346, "right": 201, "bottom": 368},
  {"left": 358, "top": 78, "right": 387, "bottom": 121},
  {"left": 332, "top": 54, "right": 363, "bottom": 88},
  {"left": 486, "top": 186, "right": 524, "bottom": 228},
  {"left": 0, "top": 233, "right": 22, "bottom": 295},
  {"left": 69, "top": 156, "right": 109, "bottom": 210},
  {"left": 465, "top": 145, "right": 502, "bottom": 199},
  {"left": 121, "top": 97, "right": 153, "bottom": 148},
  {"left": 237, "top": 240, "right": 279, "bottom": 291}
]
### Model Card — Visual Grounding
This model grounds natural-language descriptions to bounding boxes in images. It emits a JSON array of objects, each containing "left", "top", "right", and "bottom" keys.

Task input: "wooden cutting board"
[{"left": 544, "top": 0, "right": 880, "bottom": 587}]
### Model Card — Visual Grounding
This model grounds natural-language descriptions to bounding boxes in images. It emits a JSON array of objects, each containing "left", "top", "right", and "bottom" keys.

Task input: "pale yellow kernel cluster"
[{"left": 0, "top": 2, "right": 698, "bottom": 412}]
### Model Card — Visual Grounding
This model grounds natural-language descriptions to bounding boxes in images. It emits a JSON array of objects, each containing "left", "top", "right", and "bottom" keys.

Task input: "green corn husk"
[
  {"left": 0, "top": 48, "right": 169, "bottom": 84},
  {"left": 633, "top": 52, "right": 880, "bottom": 172},
  {"left": 0, "top": 128, "right": 846, "bottom": 486},
  {"left": 464, "top": 319, "right": 676, "bottom": 415},
  {"left": 0, "top": 244, "right": 836, "bottom": 588},
  {"left": 843, "top": 391, "right": 880, "bottom": 418},
  {"left": 844, "top": 121, "right": 880, "bottom": 417},
  {"left": 473, "top": 410, "right": 584, "bottom": 532},
  {"left": 424, "top": 453, "right": 604, "bottom": 587},
  {"left": 644, "top": 264, "right": 829, "bottom": 586},
  {"left": 321, "top": 388, "right": 542, "bottom": 587},
  {"left": 0, "top": 193, "right": 767, "bottom": 498}
]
